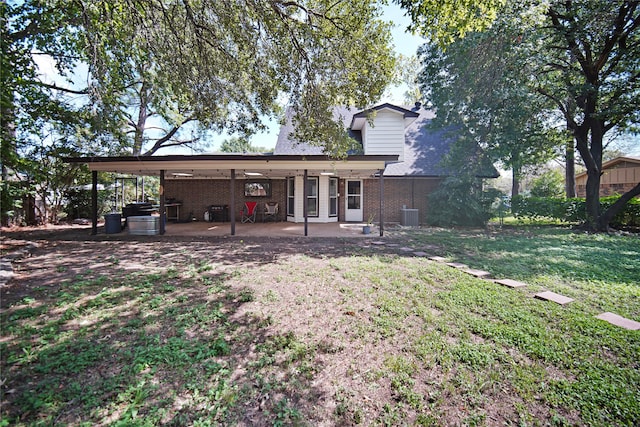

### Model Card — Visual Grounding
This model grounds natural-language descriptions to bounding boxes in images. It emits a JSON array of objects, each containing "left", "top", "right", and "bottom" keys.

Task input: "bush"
[
  {"left": 426, "top": 177, "right": 503, "bottom": 227},
  {"left": 511, "top": 195, "right": 640, "bottom": 227},
  {"left": 529, "top": 169, "right": 565, "bottom": 198},
  {"left": 63, "top": 189, "right": 111, "bottom": 220}
]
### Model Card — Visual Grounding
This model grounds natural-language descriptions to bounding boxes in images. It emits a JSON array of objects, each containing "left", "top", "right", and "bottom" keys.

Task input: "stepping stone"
[
  {"left": 534, "top": 291, "right": 574, "bottom": 305},
  {"left": 595, "top": 312, "right": 640, "bottom": 330},
  {"left": 399, "top": 247, "right": 414, "bottom": 252},
  {"left": 446, "top": 262, "right": 468, "bottom": 269},
  {"left": 386, "top": 243, "right": 399, "bottom": 247},
  {"left": 494, "top": 278, "right": 528, "bottom": 288},
  {"left": 463, "top": 269, "right": 492, "bottom": 279},
  {"left": 429, "top": 256, "right": 447, "bottom": 262},
  {"left": 371, "top": 241, "right": 386, "bottom": 245},
  {"left": 413, "top": 251, "right": 429, "bottom": 257}
]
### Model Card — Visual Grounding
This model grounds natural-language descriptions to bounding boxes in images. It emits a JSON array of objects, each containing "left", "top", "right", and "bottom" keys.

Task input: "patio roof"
[{"left": 65, "top": 153, "right": 399, "bottom": 179}]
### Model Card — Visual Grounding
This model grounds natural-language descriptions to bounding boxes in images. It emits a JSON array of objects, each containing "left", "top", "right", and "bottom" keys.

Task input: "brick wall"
[
  {"left": 165, "top": 179, "right": 287, "bottom": 222},
  {"left": 363, "top": 177, "right": 443, "bottom": 224},
  {"left": 165, "top": 177, "right": 442, "bottom": 224}
]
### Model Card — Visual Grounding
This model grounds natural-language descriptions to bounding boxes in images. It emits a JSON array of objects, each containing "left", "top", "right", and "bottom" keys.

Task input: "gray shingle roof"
[{"left": 274, "top": 104, "right": 498, "bottom": 178}]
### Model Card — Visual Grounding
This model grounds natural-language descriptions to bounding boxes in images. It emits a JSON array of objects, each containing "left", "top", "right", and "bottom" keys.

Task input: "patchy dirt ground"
[{"left": 0, "top": 224, "right": 597, "bottom": 426}]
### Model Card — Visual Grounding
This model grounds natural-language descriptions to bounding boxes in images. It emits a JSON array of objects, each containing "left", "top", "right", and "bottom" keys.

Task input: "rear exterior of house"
[
  {"left": 163, "top": 103, "right": 476, "bottom": 225},
  {"left": 575, "top": 157, "right": 640, "bottom": 198},
  {"left": 70, "top": 102, "right": 497, "bottom": 232}
]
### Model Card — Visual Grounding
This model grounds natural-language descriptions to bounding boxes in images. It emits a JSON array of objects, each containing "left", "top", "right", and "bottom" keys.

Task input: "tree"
[
  {"left": 2, "top": 0, "right": 396, "bottom": 224},
  {"left": 79, "top": 0, "right": 395, "bottom": 158},
  {"left": 400, "top": 0, "right": 640, "bottom": 231},
  {"left": 219, "top": 137, "right": 269, "bottom": 154},
  {"left": 417, "top": 15, "right": 560, "bottom": 197}
]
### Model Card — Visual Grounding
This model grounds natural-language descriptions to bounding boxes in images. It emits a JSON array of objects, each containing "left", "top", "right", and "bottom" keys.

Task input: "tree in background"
[
  {"left": 529, "top": 169, "right": 565, "bottom": 198},
  {"left": 417, "top": 11, "right": 560, "bottom": 198},
  {"left": 399, "top": 0, "right": 640, "bottom": 231},
  {"left": 2, "top": 0, "right": 396, "bottom": 224},
  {"left": 219, "top": 137, "right": 270, "bottom": 154}
]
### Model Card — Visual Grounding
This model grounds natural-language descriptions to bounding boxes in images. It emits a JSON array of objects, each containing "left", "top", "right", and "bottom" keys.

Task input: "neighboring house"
[
  {"left": 575, "top": 156, "right": 640, "bottom": 197},
  {"left": 67, "top": 102, "right": 497, "bottom": 234}
]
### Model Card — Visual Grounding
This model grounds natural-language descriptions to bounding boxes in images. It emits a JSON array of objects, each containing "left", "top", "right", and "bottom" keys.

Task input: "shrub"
[
  {"left": 511, "top": 195, "right": 640, "bottom": 227},
  {"left": 426, "top": 177, "right": 503, "bottom": 227},
  {"left": 529, "top": 169, "right": 565, "bottom": 198}
]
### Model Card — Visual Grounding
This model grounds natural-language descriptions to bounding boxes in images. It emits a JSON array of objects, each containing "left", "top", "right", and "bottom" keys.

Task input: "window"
[
  {"left": 306, "top": 177, "right": 319, "bottom": 217},
  {"left": 329, "top": 177, "right": 338, "bottom": 217},
  {"left": 287, "top": 177, "right": 295, "bottom": 216}
]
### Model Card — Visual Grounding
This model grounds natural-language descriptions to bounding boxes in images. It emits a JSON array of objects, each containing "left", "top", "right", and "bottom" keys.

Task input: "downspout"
[{"left": 379, "top": 169, "right": 384, "bottom": 237}]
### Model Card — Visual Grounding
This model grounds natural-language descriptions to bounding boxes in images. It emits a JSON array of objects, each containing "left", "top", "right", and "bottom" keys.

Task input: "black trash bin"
[{"left": 104, "top": 213, "right": 122, "bottom": 234}]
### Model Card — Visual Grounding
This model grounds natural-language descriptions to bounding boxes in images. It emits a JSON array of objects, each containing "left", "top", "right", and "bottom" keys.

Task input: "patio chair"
[
  {"left": 240, "top": 201, "right": 258, "bottom": 223},
  {"left": 263, "top": 202, "right": 279, "bottom": 222}
]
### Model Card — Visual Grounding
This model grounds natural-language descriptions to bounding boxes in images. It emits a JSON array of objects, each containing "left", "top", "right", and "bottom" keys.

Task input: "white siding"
[
  {"left": 362, "top": 110, "right": 405, "bottom": 161},
  {"left": 288, "top": 175, "right": 338, "bottom": 223}
]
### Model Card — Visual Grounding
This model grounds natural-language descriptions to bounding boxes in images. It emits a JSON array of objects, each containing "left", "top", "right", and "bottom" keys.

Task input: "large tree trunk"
[
  {"left": 565, "top": 137, "right": 576, "bottom": 198},
  {"left": 598, "top": 181, "right": 640, "bottom": 229},
  {"left": 575, "top": 117, "right": 606, "bottom": 231},
  {"left": 511, "top": 170, "right": 520, "bottom": 197}
]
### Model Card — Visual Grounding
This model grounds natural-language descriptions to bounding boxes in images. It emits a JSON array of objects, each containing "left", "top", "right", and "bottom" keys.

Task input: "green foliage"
[
  {"left": 405, "top": 0, "right": 640, "bottom": 230},
  {"left": 426, "top": 176, "right": 503, "bottom": 227},
  {"left": 396, "top": 0, "right": 506, "bottom": 45},
  {"left": 62, "top": 188, "right": 111, "bottom": 219},
  {"left": 530, "top": 169, "right": 565, "bottom": 198},
  {"left": 219, "top": 137, "right": 268, "bottom": 153},
  {"left": 512, "top": 195, "right": 640, "bottom": 227}
]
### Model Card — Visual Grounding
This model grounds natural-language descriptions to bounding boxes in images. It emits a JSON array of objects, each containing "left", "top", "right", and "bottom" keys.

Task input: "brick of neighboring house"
[{"left": 575, "top": 157, "right": 640, "bottom": 198}]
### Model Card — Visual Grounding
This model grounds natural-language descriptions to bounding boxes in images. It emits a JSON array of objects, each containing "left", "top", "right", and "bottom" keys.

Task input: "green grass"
[{"left": 1, "top": 226, "right": 639, "bottom": 426}]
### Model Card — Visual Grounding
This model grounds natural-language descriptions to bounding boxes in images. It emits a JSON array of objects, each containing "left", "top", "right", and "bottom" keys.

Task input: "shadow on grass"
[{"left": 0, "top": 239, "right": 345, "bottom": 425}]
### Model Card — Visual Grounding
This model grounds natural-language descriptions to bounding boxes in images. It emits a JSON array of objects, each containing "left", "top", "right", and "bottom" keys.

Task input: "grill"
[{"left": 207, "top": 205, "right": 229, "bottom": 222}]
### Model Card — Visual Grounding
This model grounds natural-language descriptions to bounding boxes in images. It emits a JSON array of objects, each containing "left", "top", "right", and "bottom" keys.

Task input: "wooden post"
[
  {"left": 230, "top": 169, "right": 236, "bottom": 236},
  {"left": 91, "top": 170, "right": 98, "bottom": 235},
  {"left": 303, "top": 169, "right": 308, "bottom": 236},
  {"left": 159, "top": 170, "right": 166, "bottom": 235}
]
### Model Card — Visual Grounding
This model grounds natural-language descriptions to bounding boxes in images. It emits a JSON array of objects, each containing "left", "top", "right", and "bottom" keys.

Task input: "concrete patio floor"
[{"left": 159, "top": 220, "right": 380, "bottom": 238}]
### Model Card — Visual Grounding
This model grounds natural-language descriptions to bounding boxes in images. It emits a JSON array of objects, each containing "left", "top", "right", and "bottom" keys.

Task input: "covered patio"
[
  {"left": 65, "top": 153, "right": 398, "bottom": 237},
  {"left": 144, "top": 220, "right": 378, "bottom": 238}
]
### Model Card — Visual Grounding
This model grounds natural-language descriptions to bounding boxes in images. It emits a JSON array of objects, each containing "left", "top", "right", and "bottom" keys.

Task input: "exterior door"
[{"left": 345, "top": 179, "right": 363, "bottom": 222}]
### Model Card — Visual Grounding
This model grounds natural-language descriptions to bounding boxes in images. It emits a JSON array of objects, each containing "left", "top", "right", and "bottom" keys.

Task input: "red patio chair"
[{"left": 240, "top": 201, "right": 258, "bottom": 223}]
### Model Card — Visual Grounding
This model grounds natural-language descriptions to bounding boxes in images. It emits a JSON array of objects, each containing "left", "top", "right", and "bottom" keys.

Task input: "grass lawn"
[{"left": 1, "top": 225, "right": 638, "bottom": 426}]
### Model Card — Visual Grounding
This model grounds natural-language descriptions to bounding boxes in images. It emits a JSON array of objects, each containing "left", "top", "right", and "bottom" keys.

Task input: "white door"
[{"left": 345, "top": 179, "right": 363, "bottom": 222}]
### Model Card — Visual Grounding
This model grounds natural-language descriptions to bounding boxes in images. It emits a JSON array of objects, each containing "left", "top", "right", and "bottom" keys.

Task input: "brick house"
[
  {"left": 575, "top": 156, "right": 640, "bottom": 197},
  {"left": 68, "top": 102, "right": 497, "bottom": 235}
]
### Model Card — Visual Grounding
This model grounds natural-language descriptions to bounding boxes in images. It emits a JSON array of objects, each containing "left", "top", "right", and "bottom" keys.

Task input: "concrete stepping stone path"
[
  {"left": 445, "top": 262, "right": 468, "bottom": 269},
  {"left": 413, "top": 251, "right": 429, "bottom": 257},
  {"left": 429, "top": 256, "right": 448, "bottom": 262},
  {"left": 595, "top": 312, "right": 640, "bottom": 330},
  {"left": 462, "top": 268, "right": 492, "bottom": 279},
  {"left": 494, "top": 278, "right": 528, "bottom": 288},
  {"left": 534, "top": 291, "right": 574, "bottom": 305}
]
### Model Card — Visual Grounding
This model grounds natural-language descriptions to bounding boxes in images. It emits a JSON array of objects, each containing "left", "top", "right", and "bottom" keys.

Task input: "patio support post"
[
  {"left": 159, "top": 170, "right": 166, "bottom": 235},
  {"left": 303, "top": 169, "right": 308, "bottom": 236},
  {"left": 91, "top": 170, "right": 98, "bottom": 235},
  {"left": 379, "top": 168, "right": 384, "bottom": 237},
  {"left": 230, "top": 169, "right": 236, "bottom": 236}
]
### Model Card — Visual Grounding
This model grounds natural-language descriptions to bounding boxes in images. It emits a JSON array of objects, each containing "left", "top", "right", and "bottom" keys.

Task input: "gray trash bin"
[{"left": 104, "top": 213, "right": 122, "bottom": 234}]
